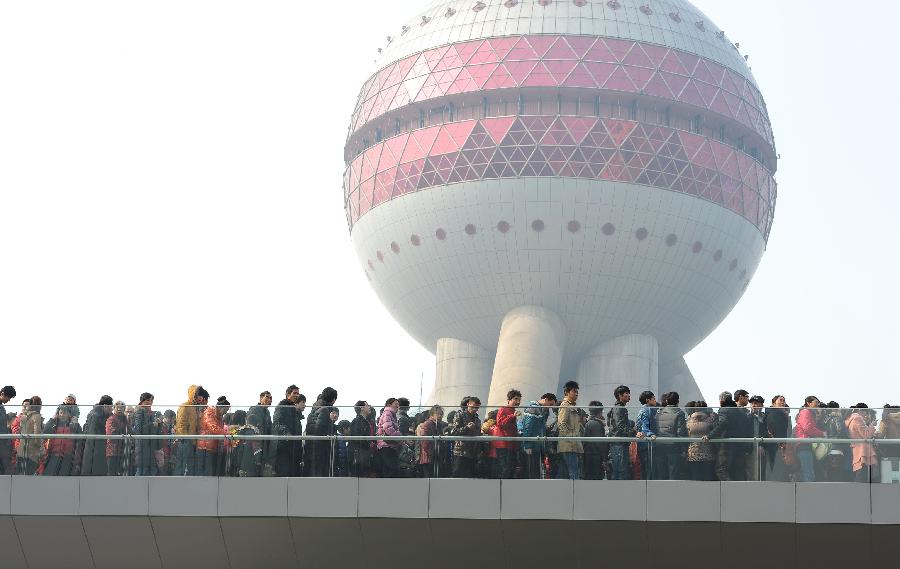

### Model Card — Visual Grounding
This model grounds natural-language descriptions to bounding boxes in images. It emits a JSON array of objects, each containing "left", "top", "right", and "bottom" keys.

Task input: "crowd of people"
[{"left": 0, "top": 382, "right": 898, "bottom": 482}]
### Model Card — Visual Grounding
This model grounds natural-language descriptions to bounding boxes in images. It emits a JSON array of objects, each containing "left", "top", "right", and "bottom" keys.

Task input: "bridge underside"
[{"left": 1, "top": 477, "right": 897, "bottom": 569}]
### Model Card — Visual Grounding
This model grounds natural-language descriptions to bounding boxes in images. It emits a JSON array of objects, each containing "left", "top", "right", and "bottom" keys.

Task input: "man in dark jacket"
[
  {"left": 81, "top": 396, "right": 113, "bottom": 476},
  {"left": 654, "top": 392, "right": 688, "bottom": 480},
  {"left": 0, "top": 386, "right": 17, "bottom": 475},
  {"left": 607, "top": 385, "right": 635, "bottom": 480},
  {"left": 397, "top": 397, "right": 414, "bottom": 435},
  {"left": 304, "top": 387, "right": 338, "bottom": 477},
  {"left": 583, "top": 401, "right": 608, "bottom": 480},
  {"left": 350, "top": 401, "right": 375, "bottom": 477},
  {"left": 707, "top": 391, "right": 751, "bottom": 481},
  {"left": 273, "top": 385, "right": 305, "bottom": 476},
  {"left": 248, "top": 391, "right": 275, "bottom": 476}
]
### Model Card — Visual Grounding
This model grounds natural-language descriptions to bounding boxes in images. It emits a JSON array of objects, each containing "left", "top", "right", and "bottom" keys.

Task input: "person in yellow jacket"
[{"left": 175, "top": 385, "right": 209, "bottom": 475}]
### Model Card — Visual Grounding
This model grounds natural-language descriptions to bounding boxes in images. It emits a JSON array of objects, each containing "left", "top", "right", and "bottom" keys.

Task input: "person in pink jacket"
[
  {"left": 845, "top": 404, "right": 878, "bottom": 483},
  {"left": 376, "top": 398, "right": 401, "bottom": 478},
  {"left": 795, "top": 396, "right": 825, "bottom": 482}
]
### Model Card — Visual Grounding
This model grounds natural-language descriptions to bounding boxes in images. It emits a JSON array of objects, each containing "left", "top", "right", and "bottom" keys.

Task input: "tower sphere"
[{"left": 343, "top": 0, "right": 777, "bottom": 406}]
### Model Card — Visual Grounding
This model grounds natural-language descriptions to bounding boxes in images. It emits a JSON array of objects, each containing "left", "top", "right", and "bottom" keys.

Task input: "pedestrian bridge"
[{"left": 0, "top": 477, "right": 897, "bottom": 569}]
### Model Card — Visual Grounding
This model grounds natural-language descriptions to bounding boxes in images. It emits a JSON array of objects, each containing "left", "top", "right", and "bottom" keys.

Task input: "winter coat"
[
  {"left": 481, "top": 419, "right": 498, "bottom": 458},
  {"left": 18, "top": 409, "right": 44, "bottom": 464},
  {"left": 197, "top": 408, "right": 226, "bottom": 453},
  {"left": 881, "top": 410, "right": 900, "bottom": 439},
  {"left": 656, "top": 407, "right": 688, "bottom": 455},
  {"left": 449, "top": 409, "right": 482, "bottom": 458},
  {"left": 795, "top": 408, "right": 825, "bottom": 447},
  {"left": 132, "top": 405, "right": 158, "bottom": 462},
  {"left": 556, "top": 397, "right": 583, "bottom": 454},
  {"left": 583, "top": 417, "right": 608, "bottom": 456},
  {"left": 607, "top": 403, "right": 635, "bottom": 438},
  {"left": 376, "top": 406, "right": 401, "bottom": 450},
  {"left": 105, "top": 414, "right": 129, "bottom": 457},
  {"left": 657, "top": 407, "right": 688, "bottom": 438},
  {"left": 415, "top": 418, "right": 442, "bottom": 465},
  {"left": 234, "top": 424, "right": 263, "bottom": 476},
  {"left": 493, "top": 406, "right": 518, "bottom": 450},
  {"left": 175, "top": 385, "right": 201, "bottom": 436},
  {"left": 520, "top": 402, "right": 548, "bottom": 452},
  {"left": 845, "top": 413, "right": 877, "bottom": 472},
  {"left": 397, "top": 410, "right": 414, "bottom": 436},
  {"left": 636, "top": 405, "right": 659, "bottom": 437},
  {"left": 273, "top": 399, "right": 304, "bottom": 457},
  {"left": 765, "top": 408, "right": 791, "bottom": 439},
  {"left": 81, "top": 405, "right": 111, "bottom": 475},
  {"left": 686, "top": 411, "right": 716, "bottom": 462},
  {"left": 247, "top": 405, "right": 274, "bottom": 466},
  {"left": 43, "top": 414, "right": 82, "bottom": 463},
  {"left": 305, "top": 399, "right": 333, "bottom": 437}
]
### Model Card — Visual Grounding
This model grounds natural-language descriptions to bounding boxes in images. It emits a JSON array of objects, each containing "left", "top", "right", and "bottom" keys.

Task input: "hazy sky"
[{"left": 1, "top": 1, "right": 897, "bottom": 410}]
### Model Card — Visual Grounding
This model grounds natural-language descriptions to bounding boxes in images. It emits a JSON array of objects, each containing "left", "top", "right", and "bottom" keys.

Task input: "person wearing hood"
[
  {"left": 304, "top": 387, "right": 338, "bottom": 477},
  {"left": 105, "top": 402, "right": 129, "bottom": 476},
  {"left": 273, "top": 385, "right": 305, "bottom": 476},
  {"left": 18, "top": 396, "right": 44, "bottom": 475},
  {"left": 197, "top": 396, "right": 230, "bottom": 476},
  {"left": 520, "top": 393, "right": 557, "bottom": 479},
  {"left": 81, "top": 395, "right": 113, "bottom": 476},
  {"left": 0, "top": 386, "right": 17, "bottom": 474},
  {"left": 376, "top": 398, "right": 402, "bottom": 478},
  {"left": 175, "top": 385, "right": 208, "bottom": 476},
  {"left": 42, "top": 404, "right": 83, "bottom": 476}
]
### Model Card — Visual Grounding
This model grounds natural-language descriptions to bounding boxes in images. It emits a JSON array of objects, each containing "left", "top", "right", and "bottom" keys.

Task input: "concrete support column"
[
  {"left": 659, "top": 357, "right": 705, "bottom": 403},
  {"left": 430, "top": 338, "right": 494, "bottom": 408},
  {"left": 576, "top": 334, "right": 658, "bottom": 405},
  {"left": 487, "top": 305, "right": 566, "bottom": 408}
]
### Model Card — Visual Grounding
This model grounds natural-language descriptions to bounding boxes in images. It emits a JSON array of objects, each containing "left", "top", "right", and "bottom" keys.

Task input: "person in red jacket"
[
  {"left": 494, "top": 389, "right": 522, "bottom": 479},
  {"left": 795, "top": 396, "right": 825, "bottom": 482}
]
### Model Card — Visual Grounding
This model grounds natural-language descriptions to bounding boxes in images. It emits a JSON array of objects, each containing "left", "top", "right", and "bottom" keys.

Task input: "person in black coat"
[
  {"left": 247, "top": 391, "right": 275, "bottom": 476},
  {"left": 707, "top": 392, "right": 751, "bottom": 481},
  {"left": 350, "top": 401, "right": 375, "bottom": 477},
  {"left": 583, "top": 401, "right": 608, "bottom": 480},
  {"left": 273, "top": 385, "right": 305, "bottom": 477},
  {"left": 81, "top": 396, "right": 113, "bottom": 476},
  {"left": 304, "top": 387, "right": 338, "bottom": 477}
]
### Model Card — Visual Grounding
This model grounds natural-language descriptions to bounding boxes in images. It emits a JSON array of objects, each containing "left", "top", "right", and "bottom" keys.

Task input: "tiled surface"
[
  {"left": 721, "top": 481, "right": 795, "bottom": 523},
  {"left": 351, "top": 35, "right": 772, "bottom": 145},
  {"left": 218, "top": 477, "right": 287, "bottom": 517},
  {"left": 647, "top": 480, "right": 720, "bottom": 521},
  {"left": 429, "top": 478, "right": 501, "bottom": 518},
  {"left": 79, "top": 476, "right": 149, "bottom": 516},
  {"left": 11, "top": 475, "right": 79, "bottom": 515},
  {"left": 358, "top": 477, "right": 430, "bottom": 518},
  {"left": 501, "top": 479, "right": 573, "bottom": 519},
  {"left": 288, "top": 476, "right": 358, "bottom": 517},
  {"left": 870, "top": 482, "right": 900, "bottom": 524},
  {"left": 796, "top": 482, "right": 872, "bottom": 524},
  {"left": 345, "top": 116, "right": 775, "bottom": 237},
  {"left": 574, "top": 479, "right": 646, "bottom": 520},
  {"left": 82, "top": 516, "right": 163, "bottom": 569},
  {"left": 148, "top": 477, "right": 218, "bottom": 517},
  {"left": 373, "top": 1, "right": 753, "bottom": 82}
]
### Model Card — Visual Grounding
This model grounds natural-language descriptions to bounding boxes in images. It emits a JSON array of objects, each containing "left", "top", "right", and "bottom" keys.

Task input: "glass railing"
[{"left": 1, "top": 431, "right": 898, "bottom": 483}]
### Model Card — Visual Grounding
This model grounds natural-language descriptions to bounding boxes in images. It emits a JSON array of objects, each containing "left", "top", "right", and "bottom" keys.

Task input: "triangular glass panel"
[
  {"left": 483, "top": 63, "right": 517, "bottom": 89},
  {"left": 560, "top": 116, "right": 597, "bottom": 145},
  {"left": 675, "top": 51, "right": 700, "bottom": 75},
  {"left": 507, "top": 36, "right": 540, "bottom": 60},
  {"left": 563, "top": 63, "right": 599, "bottom": 88},
  {"left": 468, "top": 62, "right": 500, "bottom": 88},
  {"left": 604, "top": 65, "right": 637, "bottom": 91},
  {"left": 545, "top": 37, "right": 578, "bottom": 60},
  {"left": 625, "top": 66, "right": 654, "bottom": 91},
  {"left": 566, "top": 36, "right": 597, "bottom": 58},
  {"left": 546, "top": 59, "right": 578, "bottom": 84},
  {"left": 454, "top": 40, "right": 483, "bottom": 65},
  {"left": 526, "top": 35, "right": 557, "bottom": 58},
  {"left": 659, "top": 50, "right": 689, "bottom": 75},
  {"left": 522, "top": 61, "right": 556, "bottom": 87},
  {"left": 487, "top": 36, "right": 518, "bottom": 60},
  {"left": 582, "top": 40, "right": 614, "bottom": 65},
  {"left": 585, "top": 61, "right": 617, "bottom": 86},
  {"left": 603, "top": 38, "right": 634, "bottom": 62},
  {"left": 678, "top": 80, "right": 706, "bottom": 108},
  {"left": 622, "top": 43, "right": 654, "bottom": 68},
  {"left": 660, "top": 71, "right": 689, "bottom": 97}
]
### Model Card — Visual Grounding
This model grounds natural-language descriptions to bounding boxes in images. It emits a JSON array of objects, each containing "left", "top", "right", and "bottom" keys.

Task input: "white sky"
[{"left": 0, "top": 1, "right": 897, "bottom": 411}]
